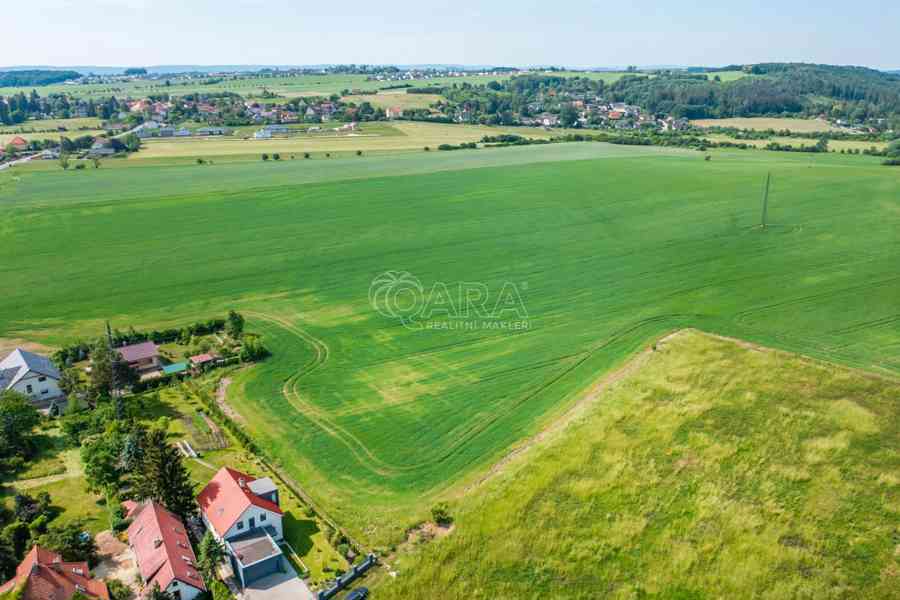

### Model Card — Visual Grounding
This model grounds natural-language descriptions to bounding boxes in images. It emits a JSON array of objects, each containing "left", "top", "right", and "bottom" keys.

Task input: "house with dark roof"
[
  {"left": 116, "top": 341, "right": 160, "bottom": 374},
  {"left": 0, "top": 545, "right": 109, "bottom": 600},
  {"left": 0, "top": 349, "right": 66, "bottom": 414},
  {"left": 197, "top": 467, "right": 285, "bottom": 587},
  {"left": 124, "top": 501, "right": 206, "bottom": 600}
]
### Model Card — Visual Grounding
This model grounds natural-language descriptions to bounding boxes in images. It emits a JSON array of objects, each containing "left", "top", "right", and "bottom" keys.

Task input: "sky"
[{"left": 4, "top": 0, "right": 899, "bottom": 70}]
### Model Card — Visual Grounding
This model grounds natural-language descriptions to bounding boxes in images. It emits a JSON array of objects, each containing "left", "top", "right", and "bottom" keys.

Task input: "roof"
[
  {"left": 8, "top": 136, "right": 28, "bottom": 146},
  {"left": 126, "top": 501, "right": 206, "bottom": 594},
  {"left": 0, "top": 349, "right": 61, "bottom": 391},
  {"left": 0, "top": 545, "right": 110, "bottom": 600},
  {"left": 161, "top": 362, "right": 188, "bottom": 375},
  {"left": 189, "top": 353, "right": 215, "bottom": 365},
  {"left": 197, "top": 467, "right": 283, "bottom": 537},
  {"left": 116, "top": 341, "right": 158, "bottom": 363}
]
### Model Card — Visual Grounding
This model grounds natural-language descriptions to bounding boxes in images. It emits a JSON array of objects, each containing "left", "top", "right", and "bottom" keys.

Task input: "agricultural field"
[
  {"left": 125, "top": 122, "right": 568, "bottom": 161},
  {"left": 375, "top": 331, "right": 900, "bottom": 599},
  {"left": 692, "top": 117, "right": 837, "bottom": 132},
  {"left": 0, "top": 141, "right": 898, "bottom": 551},
  {"left": 704, "top": 134, "right": 888, "bottom": 153},
  {"left": 0, "top": 116, "right": 105, "bottom": 146},
  {"left": 341, "top": 91, "right": 444, "bottom": 110}
]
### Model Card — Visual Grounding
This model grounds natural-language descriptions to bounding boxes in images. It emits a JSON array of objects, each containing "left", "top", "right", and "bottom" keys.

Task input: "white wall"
[
  {"left": 223, "top": 506, "right": 283, "bottom": 541},
  {"left": 11, "top": 372, "right": 63, "bottom": 402},
  {"left": 167, "top": 578, "right": 203, "bottom": 600}
]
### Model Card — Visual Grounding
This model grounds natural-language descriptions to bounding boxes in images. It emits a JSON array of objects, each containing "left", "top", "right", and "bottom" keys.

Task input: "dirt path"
[
  {"left": 458, "top": 329, "right": 685, "bottom": 496},
  {"left": 215, "top": 376, "right": 246, "bottom": 423}
]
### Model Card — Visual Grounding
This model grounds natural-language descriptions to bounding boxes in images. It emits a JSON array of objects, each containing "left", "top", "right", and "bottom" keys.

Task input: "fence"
[{"left": 316, "top": 554, "right": 378, "bottom": 600}]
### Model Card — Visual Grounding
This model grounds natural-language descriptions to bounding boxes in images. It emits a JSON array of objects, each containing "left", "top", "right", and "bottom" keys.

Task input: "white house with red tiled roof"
[
  {"left": 125, "top": 501, "right": 206, "bottom": 600},
  {"left": 0, "top": 545, "right": 109, "bottom": 600},
  {"left": 197, "top": 467, "right": 286, "bottom": 587}
]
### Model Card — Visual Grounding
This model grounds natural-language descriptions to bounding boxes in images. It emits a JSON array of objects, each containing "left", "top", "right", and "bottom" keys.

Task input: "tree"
[
  {"left": 887, "top": 139, "right": 900, "bottom": 158},
  {"left": 81, "top": 431, "right": 126, "bottom": 493},
  {"left": 430, "top": 502, "right": 453, "bottom": 526},
  {"left": 225, "top": 310, "right": 244, "bottom": 339},
  {"left": 38, "top": 521, "right": 98, "bottom": 566},
  {"left": 196, "top": 531, "right": 225, "bottom": 580},
  {"left": 146, "top": 585, "right": 176, "bottom": 600},
  {"left": 261, "top": 153, "right": 269, "bottom": 161},
  {"left": 59, "top": 154, "right": 70, "bottom": 170},
  {"left": 91, "top": 158, "right": 101, "bottom": 169},
  {"left": 131, "top": 428, "right": 196, "bottom": 519},
  {"left": 58, "top": 367, "right": 84, "bottom": 399},
  {"left": 559, "top": 103, "right": 579, "bottom": 128},
  {"left": 88, "top": 338, "right": 139, "bottom": 401},
  {"left": 209, "top": 580, "right": 233, "bottom": 600},
  {"left": 0, "top": 391, "right": 40, "bottom": 460}
]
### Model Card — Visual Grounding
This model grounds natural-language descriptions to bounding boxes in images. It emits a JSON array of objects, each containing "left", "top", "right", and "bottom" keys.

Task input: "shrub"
[
  {"left": 196, "top": 158, "right": 205, "bottom": 165},
  {"left": 273, "top": 153, "right": 281, "bottom": 161},
  {"left": 261, "top": 153, "right": 269, "bottom": 161},
  {"left": 431, "top": 502, "right": 453, "bottom": 526},
  {"left": 304, "top": 152, "right": 310, "bottom": 159},
  {"left": 74, "top": 163, "right": 86, "bottom": 170},
  {"left": 356, "top": 150, "right": 363, "bottom": 156}
]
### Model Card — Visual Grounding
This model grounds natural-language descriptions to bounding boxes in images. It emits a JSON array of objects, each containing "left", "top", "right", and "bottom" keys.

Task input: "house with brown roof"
[
  {"left": 197, "top": 467, "right": 285, "bottom": 588},
  {"left": 115, "top": 341, "right": 160, "bottom": 374},
  {"left": 6, "top": 136, "right": 28, "bottom": 151},
  {"left": 0, "top": 545, "right": 109, "bottom": 600},
  {"left": 124, "top": 501, "right": 206, "bottom": 600},
  {"left": 385, "top": 106, "right": 404, "bottom": 119}
]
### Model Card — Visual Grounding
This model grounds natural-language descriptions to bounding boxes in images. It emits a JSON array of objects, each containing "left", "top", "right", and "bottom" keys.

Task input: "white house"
[
  {"left": 0, "top": 349, "right": 66, "bottom": 414},
  {"left": 253, "top": 129, "right": 272, "bottom": 139},
  {"left": 197, "top": 467, "right": 285, "bottom": 587}
]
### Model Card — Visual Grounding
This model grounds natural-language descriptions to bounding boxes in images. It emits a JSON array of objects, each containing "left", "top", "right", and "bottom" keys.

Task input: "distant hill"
[{"left": 0, "top": 69, "right": 81, "bottom": 87}]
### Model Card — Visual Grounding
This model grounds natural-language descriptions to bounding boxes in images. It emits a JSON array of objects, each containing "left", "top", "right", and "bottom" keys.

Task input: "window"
[
  {"left": 236, "top": 521, "right": 244, "bottom": 530},
  {"left": 41, "top": 389, "right": 49, "bottom": 395},
  {"left": 38, "top": 376, "right": 46, "bottom": 382},
  {"left": 26, "top": 385, "right": 33, "bottom": 394},
  {"left": 260, "top": 513, "right": 267, "bottom": 522}
]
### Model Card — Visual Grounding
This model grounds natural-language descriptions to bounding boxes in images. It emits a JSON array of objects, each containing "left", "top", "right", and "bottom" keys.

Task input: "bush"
[
  {"left": 431, "top": 502, "right": 453, "bottom": 526},
  {"left": 356, "top": 150, "right": 363, "bottom": 156},
  {"left": 74, "top": 163, "right": 86, "bottom": 170},
  {"left": 107, "top": 578, "right": 133, "bottom": 600},
  {"left": 273, "top": 153, "right": 281, "bottom": 161},
  {"left": 883, "top": 158, "right": 900, "bottom": 166},
  {"left": 196, "top": 158, "right": 205, "bottom": 165},
  {"left": 261, "top": 153, "right": 269, "bottom": 161},
  {"left": 303, "top": 152, "right": 310, "bottom": 159}
]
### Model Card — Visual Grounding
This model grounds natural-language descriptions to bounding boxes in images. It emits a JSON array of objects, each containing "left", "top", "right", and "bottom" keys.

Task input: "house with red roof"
[
  {"left": 6, "top": 136, "right": 29, "bottom": 151},
  {"left": 197, "top": 467, "right": 286, "bottom": 587},
  {"left": 125, "top": 501, "right": 206, "bottom": 600},
  {"left": 0, "top": 545, "right": 109, "bottom": 600}
]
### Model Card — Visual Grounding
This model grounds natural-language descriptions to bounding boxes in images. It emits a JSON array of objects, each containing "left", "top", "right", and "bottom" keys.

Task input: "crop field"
[
  {"left": 126, "top": 122, "right": 566, "bottom": 160},
  {"left": 341, "top": 91, "right": 444, "bottom": 110},
  {"left": 375, "top": 331, "right": 900, "bottom": 599},
  {"left": 692, "top": 117, "right": 837, "bottom": 132},
  {"left": 0, "top": 142, "right": 898, "bottom": 547},
  {"left": 705, "top": 134, "right": 888, "bottom": 153}
]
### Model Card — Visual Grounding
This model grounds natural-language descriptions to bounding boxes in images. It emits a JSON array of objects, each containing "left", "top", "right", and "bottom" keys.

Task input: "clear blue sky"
[{"left": 5, "top": 0, "right": 898, "bottom": 69}]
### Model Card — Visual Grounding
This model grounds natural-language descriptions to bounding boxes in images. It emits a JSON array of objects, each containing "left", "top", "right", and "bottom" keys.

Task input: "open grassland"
[
  {"left": 692, "top": 117, "right": 837, "bottom": 132},
  {"left": 341, "top": 91, "right": 444, "bottom": 110},
  {"left": 0, "top": 116, "right": 103, "bottom": 134},
  {"left": 0, "top": 144, "right": 898, "bottom": 546},
  {"left": 124, "top": 122, "right": 569, "bottom": 160},
  {"left": 705, "top": 134, "right": 888, "bottom": 153},
  {"left": 376, "top": 331, "right": 900, "bottom": 599}
]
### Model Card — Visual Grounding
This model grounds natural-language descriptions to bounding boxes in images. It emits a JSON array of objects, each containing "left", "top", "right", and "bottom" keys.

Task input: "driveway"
[
  {"left": 243, "top": 570, "right": 315, "bottom": 600},
  {"left": 93, "top": 531, "right": 140, "bottom": 592}
]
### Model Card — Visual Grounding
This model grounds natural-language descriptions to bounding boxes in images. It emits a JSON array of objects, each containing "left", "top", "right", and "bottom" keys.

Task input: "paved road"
[{"left": 0, "top": 153, "right": 39, "bottom": 171}]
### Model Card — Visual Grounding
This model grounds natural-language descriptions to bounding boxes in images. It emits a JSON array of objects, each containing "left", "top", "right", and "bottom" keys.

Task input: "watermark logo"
[{"left": 369, "top": 271, "right": 530, "bottom": 331}]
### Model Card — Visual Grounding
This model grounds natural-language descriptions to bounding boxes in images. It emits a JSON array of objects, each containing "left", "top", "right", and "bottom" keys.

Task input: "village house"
[
  {"left": 385, "top": 106, "right": 404, "bottom": 119},
  {"left": 124, "top": 501, "right": 206, "bottom": 600},
  {"left": 197, "top": 467, "right": 285, "bottom": 588},
  {"left": 0, "top": 546, "right": 109, "bottom": 600},
  {"left": 6, "top": 136, "right": 29, "bottom": 151},
  {"left": 0, "top": 348, "right": 66, "bottom": 413},
  {"left": 88, "top": 138, "right": 117, "bottom": 156},
  {"left": 116, "top": 340, "right": 161, "bottom": 374}
]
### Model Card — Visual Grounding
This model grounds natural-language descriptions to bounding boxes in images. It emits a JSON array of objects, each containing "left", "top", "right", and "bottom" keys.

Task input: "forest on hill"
[{"left": 0, "top": 69, "right": 81, "bottom": 87}]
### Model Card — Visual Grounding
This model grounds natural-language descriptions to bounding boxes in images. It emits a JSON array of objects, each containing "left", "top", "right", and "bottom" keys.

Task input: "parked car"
[{"left": 346, "top": 588, "right": 369, "bottom": 600}]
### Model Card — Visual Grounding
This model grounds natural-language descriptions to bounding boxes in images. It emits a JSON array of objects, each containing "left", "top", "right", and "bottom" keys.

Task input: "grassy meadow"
[
  {"left": 0, "top": 141, "right": 898, "bottom": 547},
  {"left": 704, "top": 133, "right": 887, "bottom": 153},
  {"left": 692, "top": 117, "right": 837, "bottom": 132},
  {"left": 375, "top": 331, "right": 900, "bottom": 599}
]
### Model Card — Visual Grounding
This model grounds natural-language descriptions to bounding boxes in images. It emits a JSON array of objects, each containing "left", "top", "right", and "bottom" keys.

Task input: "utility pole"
[{"left": 761, "top": 172, "right": 771, "bottom": 229}]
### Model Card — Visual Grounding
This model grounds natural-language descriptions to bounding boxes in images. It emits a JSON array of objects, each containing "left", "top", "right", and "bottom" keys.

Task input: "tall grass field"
[{"left": 0, "top": 143, "right": 897, "bottom": 545}]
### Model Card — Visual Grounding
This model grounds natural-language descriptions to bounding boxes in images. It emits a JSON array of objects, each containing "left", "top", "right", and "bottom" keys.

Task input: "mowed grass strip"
[
  {"left": 376, "top": 331, "right": 900, "bottom": 600},
  {"left": 0, "top": 146, "right": 897, "bottom": 544}
]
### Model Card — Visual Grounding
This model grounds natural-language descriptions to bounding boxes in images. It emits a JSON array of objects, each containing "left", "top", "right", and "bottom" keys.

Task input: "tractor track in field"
[{"left": 243, "top": 311, "right": 698, "bottom": 480}]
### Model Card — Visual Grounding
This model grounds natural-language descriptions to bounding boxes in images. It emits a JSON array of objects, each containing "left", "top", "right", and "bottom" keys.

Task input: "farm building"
[
  {"left": 6, "top": 136, "right": 28, "bottom": 151},
  {"left": 0, "top": 348, "right": 66, "bottom": 414},
  {"left": 385, "top": 106, "right": 404, "bottom": 119},
  {"left": 0, "top": 545, "right": 109, "bottom": 600},
  {"left": 197, "top": 467, "right": 286, "bottom": 588},
  {"left": 87, "top": 139, "right": 116, "bottom": 157},
  {"left": 124, "top": 501, "right": 206, "bottom": 600},
  {"left": 116, "top": 341, "right": 161, "bottom": 374}
]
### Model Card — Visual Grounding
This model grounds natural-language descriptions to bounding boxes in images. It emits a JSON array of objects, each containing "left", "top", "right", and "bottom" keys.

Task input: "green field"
[
  {"left": 1, "top": 142, "right": 898, "bottom": 547},
  {"left": 692, "top": 117, "right": 837, "bottom": 132},
  {"left": 705, "top": 134, "right": 887, "bottom": 153},
  {"left": 375, "top": 331, "right": 900, "bottom": 599}
]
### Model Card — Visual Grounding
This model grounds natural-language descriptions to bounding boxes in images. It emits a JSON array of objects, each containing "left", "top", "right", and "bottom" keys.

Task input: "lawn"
[
  {"left": 0, "top": 142, "right": 897, "bottom": 547},
  {"left": 375, "top": 331, "right": 900, "bottom": 599},
  {"left": 691, "top": 117, "right": 837, "bottom": 132}
]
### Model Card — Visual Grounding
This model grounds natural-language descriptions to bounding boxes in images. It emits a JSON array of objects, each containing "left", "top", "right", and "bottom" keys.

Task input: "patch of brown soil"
[{"left": 215, "top": 376, "right": 246, "bottom": 423}]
